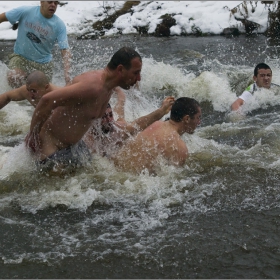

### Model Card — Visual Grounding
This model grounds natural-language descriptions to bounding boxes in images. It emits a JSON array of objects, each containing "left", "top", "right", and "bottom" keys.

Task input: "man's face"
[
  {"left": 26, "top": 82, "right": 48, "bottom": 104},
  {"left": 186, "top": 107, "right": 202, "bottom": 134},
  {"left": 40, "top": 1, "right": 58, "bottom": 18},
  {"left": 101, "top": 107, "right": 114, "bottom": 133},
  {"left": 120, "top": 57, "right": 142, "bottom": 90},
  {"left": 254, "top": 68, "right": 272, "bottom": 89}
]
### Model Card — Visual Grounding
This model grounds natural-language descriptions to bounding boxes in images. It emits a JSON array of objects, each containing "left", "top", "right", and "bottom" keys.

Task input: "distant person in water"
[
  {"left": 0, "top": 70, "right": 60, "bottom": 110},
  {"left": 111, "top": 97, "right": 201, "bottom": 175},
  {"left": 231, "top": 63, "right": 279, "bottom": 111},
  {"left": 83, "top": 87, "right": 175, "bottom": 157},
  {"left": 24, "top": 47, "right": 143, "bottom": 173}
]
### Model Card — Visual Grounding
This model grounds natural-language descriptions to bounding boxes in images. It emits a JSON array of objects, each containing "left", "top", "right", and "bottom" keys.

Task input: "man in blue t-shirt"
[{"left": 0, "top": 1, "right": 71, "bottom": 88}]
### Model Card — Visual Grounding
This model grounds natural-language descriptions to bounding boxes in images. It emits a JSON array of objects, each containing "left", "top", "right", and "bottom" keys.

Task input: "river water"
[{"left": 1, "top": 34, "right": 280, "bottom": 278}]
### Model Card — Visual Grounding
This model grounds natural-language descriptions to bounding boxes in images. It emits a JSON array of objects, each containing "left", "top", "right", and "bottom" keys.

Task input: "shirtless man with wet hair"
[
  {"left": 25, "top": 47, "right": 160, "bottom": 171},
  {"left": 111, "top": 97, "right": 201, "bottom": 175},
  {"left": 0, "top": 70, "right": 60, "bottom": 109}
]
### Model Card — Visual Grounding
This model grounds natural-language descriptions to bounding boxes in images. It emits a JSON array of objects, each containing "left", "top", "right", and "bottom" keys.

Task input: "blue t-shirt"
[{"left": 6, "top": 6, "right": 69, "bottom": 63}]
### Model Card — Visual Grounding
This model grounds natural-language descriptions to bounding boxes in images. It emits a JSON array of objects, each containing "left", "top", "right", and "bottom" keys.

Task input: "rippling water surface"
[{"left": 1, "top": 34, "right": 280, "bottom": 278}]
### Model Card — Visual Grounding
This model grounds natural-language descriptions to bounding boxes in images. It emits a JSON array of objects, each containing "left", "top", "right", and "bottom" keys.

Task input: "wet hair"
[
  {"left": 107, "top": 47, "right": 142, "bottom": 70},
  {"left": 170, "top": 97, "right": 200, "bottom": 122},
  {"left": 254, "top": 63, "right": 271, "bottom": 76},
  {"left": 26, "top": 70, "right": 49, "bottom": 87}
]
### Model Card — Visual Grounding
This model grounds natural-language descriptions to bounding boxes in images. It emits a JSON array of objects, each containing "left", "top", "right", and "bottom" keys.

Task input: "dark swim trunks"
[{"left": 37, "top": 140, "right": 92, "bottom": 173}]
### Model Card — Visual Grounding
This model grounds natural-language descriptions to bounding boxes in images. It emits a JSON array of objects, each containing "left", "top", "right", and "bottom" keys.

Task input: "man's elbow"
[
  {"left": 231, "top": 98, "right": 244, "bottom": 111},
  {"left": 0, "top": 13, "right": 8, "bottom": 23}
]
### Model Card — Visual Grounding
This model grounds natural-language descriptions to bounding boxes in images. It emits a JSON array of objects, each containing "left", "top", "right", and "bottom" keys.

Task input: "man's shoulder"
[
  {"left": 52, "top": 14, "right": 67, "bottom": 26},
  {"left": 271, "top": 83, "right": 280, "bottom": 89},
  {"left": 244, "top": 83, "right": 256, "bottom": 93},
  {"left": 6, "top": 5, "right": 37, "bottom": 17},
  {"left": 15, "top": 5, "right": 38, "bottom": 13}
]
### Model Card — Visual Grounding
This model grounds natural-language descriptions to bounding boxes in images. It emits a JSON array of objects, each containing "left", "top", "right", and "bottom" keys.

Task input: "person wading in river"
[
  {"left": 0, "top": 70, "right": 60, "bottom": 110},
  {"left": 231, "top": 63, "right": 279, "bottom": 111},
  {"left": 83, "top": 87, "right": 175, "bottom": 157},
  {"left": 24, "top": 47, "right": 173, "bottom": 174},
  {"left": 111, "top": 97, "right": 201, "bottom": 175}
]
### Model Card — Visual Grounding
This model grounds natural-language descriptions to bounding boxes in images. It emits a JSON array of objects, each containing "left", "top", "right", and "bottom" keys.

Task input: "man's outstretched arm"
[
  {"left": 117, "top": 96, "right": 175, "bottom": 137},
  {"left": 0, "top": 86, "right": 27, "bottom": 109}
]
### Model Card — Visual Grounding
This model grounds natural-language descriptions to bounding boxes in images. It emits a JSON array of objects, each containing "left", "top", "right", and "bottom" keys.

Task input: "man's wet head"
[
  {"left": 170, "top": 97, "right": 201, "bottom": 134},
  {"left": 107, "top": 47, "right": 142, "bottom": 90},
  {"left": 253, "top": 63, "right": 272, "bottom": 89},
  {"left": 26, "top": 70, "right": 50, "bottom": 102}
]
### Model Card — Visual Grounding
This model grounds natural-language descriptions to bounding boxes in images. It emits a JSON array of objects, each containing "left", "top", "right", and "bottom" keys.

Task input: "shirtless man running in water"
[{"left": 25, "top": 47, "right": 142, "bottom": 168}]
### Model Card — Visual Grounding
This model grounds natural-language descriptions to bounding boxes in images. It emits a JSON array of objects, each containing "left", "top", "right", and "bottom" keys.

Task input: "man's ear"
[
  {"left": 253, "top": 75, "right": 257, "bottom": 82},
  {"left": 45, "top": 84, "right": 50, "bottom": 91},
  {"left": 182, "top": 115, "right": 190, "bottom": 123},
  {"left": 116, "top": 64, "right": 124, "bottom": 75}
]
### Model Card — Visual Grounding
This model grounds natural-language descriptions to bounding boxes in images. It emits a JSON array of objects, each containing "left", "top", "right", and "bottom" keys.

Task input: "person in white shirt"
[{"left": 231, "top": 63, "right": 277, "bottom": 111}]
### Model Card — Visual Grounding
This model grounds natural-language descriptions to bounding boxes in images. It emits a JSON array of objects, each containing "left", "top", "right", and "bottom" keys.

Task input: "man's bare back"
[
  {"left": 112, "top": 97, "right": 202, "bottom": 175},
  {"left": 112, "top": 121, "right": 188, "bottom": 174}
]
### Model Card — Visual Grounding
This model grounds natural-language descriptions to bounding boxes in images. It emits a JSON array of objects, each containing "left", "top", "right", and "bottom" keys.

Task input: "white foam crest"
[
  {"left": 121, "top": 88, "right": 158, "bottom": 122},
  {"left": 0, "top": 143, "right": 35, "bottom": 179},
  {"left": 185, "top": 131, "right": 239, "bottom": 155},
  {"left": 0, "top": 102, "right": 31, "bottom": 135},
  {"left": 18, "top": 177, "right": 102, "bottom": 213},
  {"left": 184, "top": 71, "right": 236, "bottom": 112},
  {"left": 241, "top": 87, "right": 280, "bottom": 113},
  {"left": 140, "top": 57, "right": 196, "bottom": 97},
  {"left": 0, "top": 61, "right": 10, "bottom": 86}
]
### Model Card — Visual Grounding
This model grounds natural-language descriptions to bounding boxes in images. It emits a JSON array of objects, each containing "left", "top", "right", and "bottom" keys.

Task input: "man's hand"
[
  {"left": 25, "top": 128, "right": 41, "bottom": 154},
  {"left": 160, "top": 96, "right": 175, "bottom": 115}
]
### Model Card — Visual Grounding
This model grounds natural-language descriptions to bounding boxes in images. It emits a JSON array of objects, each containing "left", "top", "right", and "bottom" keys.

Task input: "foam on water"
[{"left": 1, "top": 48, "right": 280, "bottom": 269}]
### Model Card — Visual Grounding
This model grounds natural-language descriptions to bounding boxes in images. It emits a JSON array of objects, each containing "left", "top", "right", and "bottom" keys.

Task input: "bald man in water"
[
  {"left": 112, "top": 97, "right": 201, "bottom": 175},
  {"left": 25, "top": 47, "right": 144, "bottom": 171},
  {"left": 0, "top": 70, "right": 60, "bottom": 109}
]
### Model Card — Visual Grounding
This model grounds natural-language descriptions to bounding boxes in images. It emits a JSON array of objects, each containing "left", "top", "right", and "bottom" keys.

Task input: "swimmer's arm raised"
[{"left": 121, "top": 96, "right": 175, "bottom": 136}]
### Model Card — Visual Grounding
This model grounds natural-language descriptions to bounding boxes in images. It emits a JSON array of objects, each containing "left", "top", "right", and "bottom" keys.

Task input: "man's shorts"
[
  {"left": 8, "top": 53, "right": 53, "bottom": 82},
  {"left": 37, "top": 140, "right": 92, "bottom": 173}
]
